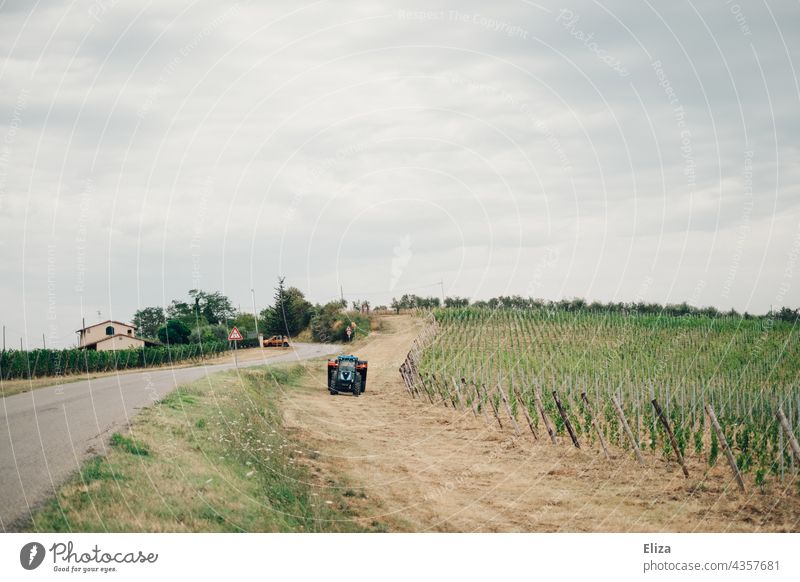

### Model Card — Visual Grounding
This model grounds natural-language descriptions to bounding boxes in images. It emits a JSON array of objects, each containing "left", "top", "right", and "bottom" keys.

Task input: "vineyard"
[
  {"left": 399, "top": 308, "right": 800, "bottom": 492},
  {"left": 0, "top": 340, "right": 252, "bottom": 381}
]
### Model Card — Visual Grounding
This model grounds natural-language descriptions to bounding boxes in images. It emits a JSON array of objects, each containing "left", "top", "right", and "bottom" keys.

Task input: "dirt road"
[
  {"left": 285, "top": 316, "right": 800, "bottom": 532},
  {"left": 0, "top": 343, "right": 339, "bottom": 530}
]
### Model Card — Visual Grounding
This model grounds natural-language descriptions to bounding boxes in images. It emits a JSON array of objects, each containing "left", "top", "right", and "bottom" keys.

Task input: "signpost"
[{"left": 228, "top": 326, "right": 243, "bottom": 368}]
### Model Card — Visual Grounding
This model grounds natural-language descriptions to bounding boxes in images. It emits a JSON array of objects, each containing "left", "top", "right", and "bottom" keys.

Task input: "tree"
[
  {"left": 132, "top": 306, "right": 165, "bottom": 339},
  {"left": 189, "top": 324, "right": 228, "bottom": 344},
  {"left": 310, "top": 300, "right": 369, "bottom": 342},
  {"left": 263, "top": 278, "right": 313, "bottom": 336},
  {"left": 310, "top": 301, "right": 342, "bottom": 342},
  {"left": 166, "top": 300, "right": 196, "bottom": 323},
  {"left": 188, "top": 289, "right": 236, "bottom": 325},
  {"left": 390, "top": 294, "right": 437, "bottom": 310},
  {"left": 157, "top": 320, "right": 191, "bottom": 345},
  {"left": 351, "top": 299, "right": 370, "bottom": 312},
  {"left": 444, "top": 296, "right": 470, "bottom": 308}
]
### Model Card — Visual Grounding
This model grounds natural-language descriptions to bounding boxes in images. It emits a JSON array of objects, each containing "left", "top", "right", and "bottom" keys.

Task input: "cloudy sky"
[{"left": 1, "top": 0, "right": 798, "bottom": 348}]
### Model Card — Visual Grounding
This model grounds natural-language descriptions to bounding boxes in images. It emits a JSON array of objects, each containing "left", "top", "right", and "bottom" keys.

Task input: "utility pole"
[
  {"left": 340, "top": 285, "right": 344, "bottom": 306},
  {"left": 42, "top": 333, "right": 46, "bottom": 349},
  {"left": 251, "top": 288, "right": 259, "bottom": 337},
  {"left": 2, "top": 324, "right": 5, "bottom": 351},
  {"left": 439, "top": 280, "right": 445, "bottom": 306}
]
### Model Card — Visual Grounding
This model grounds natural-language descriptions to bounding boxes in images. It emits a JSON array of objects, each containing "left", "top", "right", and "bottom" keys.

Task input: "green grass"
[
  {"left": 109, "top": 433, "right": 150, "bottom": 456},
  {"left": 28, "top": 363, "right": 386, "bottom": 532}
]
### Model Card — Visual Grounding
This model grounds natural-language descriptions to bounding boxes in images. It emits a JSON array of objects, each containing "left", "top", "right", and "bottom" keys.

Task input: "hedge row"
[{"left": 0, "top": 341, "right": 237, "bottom": 380}]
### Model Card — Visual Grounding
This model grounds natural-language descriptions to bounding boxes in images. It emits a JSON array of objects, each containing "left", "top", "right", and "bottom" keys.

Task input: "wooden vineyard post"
[
  {"left": 399, "top": 361, "right": 416, "bottom": 398},
  {"left": 497, "top": 382, "right": 521, "bottom": 436},
  {"left": 481, "top": 384, "right": 504, "bottom": 429},
  {"left": 777, "top": 408, "right": 800, "bottom": 465},
  {"left": 534, "top": 387, "right": 557, "bottom": 444},
  {"left": 432, "top": 374, "right": 456, "bottom": 408},
  {"left": 553, "top": 391, "right": 580, "bottom": 449},
  {"left": 426, "top": 373, "right": 441, "bottom": 405},
  {"left": 513, "top": 384, "right": 538, "bottom": 440},
  {"left": 444, "top": 377, "right": 459, "bottom": 409},
  {"left": 705, "top": 404, "right": 745, "bottom": 493},
  {"left": 611, "top": 395, "right": 644, "bottom": 466},
  {"left": 652, "top": 398, "right": 689, "bottom": 478},
  {"left": 461, "top": 378, "right": 478, "bottom": 417},
  {"left": 406, "top": 352, "right": 433, "bottom": 404},
  {"left": 473, "top": 382, "right": 491, "bottom": 424},
  {"left": 398, "top": 363, "right": 411, "bottom": 396},
  {"left": 411, "top": 361, "right": 434, "bottom": 404},
  {"left": 451, "top": 377, "right": 466, "bottom": 411},
  {"left": 429, "top": 374, "right": 451, "bottom": 407},
  {"left": 581, "top": 392, "right": 609, "bottom": 460},
  {"left": 420, "top": 372, "right": 436, "bottom": 404},
  {"left": 411, "top": 365, "right": 423, "bottom": 399}
]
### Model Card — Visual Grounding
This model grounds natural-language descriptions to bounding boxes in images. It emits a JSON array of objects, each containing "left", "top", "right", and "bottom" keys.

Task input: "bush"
[
  {"left": 157, "top": 320, "right": 191, "bottom": 345},
  {"left": 310, "top": 302, "right": 370, "bottom": 343},
  {"left": 189, "top": 324, "right": 228, "bottom": 344}
]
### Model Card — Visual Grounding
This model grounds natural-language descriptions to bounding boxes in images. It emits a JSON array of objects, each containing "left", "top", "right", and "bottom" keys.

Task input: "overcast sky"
[{"left": 1, "top": 0, "right": 799, "bottom": 348}]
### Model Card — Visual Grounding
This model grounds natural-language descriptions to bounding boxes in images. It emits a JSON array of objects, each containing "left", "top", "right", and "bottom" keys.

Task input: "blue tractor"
[{"left": 327, "top": 355, "right": 368, "bottom": 396}]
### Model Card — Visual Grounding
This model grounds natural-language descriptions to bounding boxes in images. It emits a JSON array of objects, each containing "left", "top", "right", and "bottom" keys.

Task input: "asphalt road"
[{"left": 0, "top": 343, "right": 339, "bottom": 530}]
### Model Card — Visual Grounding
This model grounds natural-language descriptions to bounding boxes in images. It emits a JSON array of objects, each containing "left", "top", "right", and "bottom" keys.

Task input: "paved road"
[{"left": 0, "top": 343, "right": 340, "bottom": 530}]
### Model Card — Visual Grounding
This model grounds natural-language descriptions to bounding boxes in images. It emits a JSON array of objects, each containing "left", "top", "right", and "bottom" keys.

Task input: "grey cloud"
[{"left": 1, "top": 0, "right": 798, "bottom": 346}]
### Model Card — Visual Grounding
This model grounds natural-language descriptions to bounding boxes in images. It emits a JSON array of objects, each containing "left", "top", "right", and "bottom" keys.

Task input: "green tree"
[
  {"left": 189, "top": 324, "right": 228, "bottom": 344},
  {"left": 157, "top": 320, "right": 191, "bottom": 345},
  {"left": 263, "top": 278, "right": 313, "bottom": 336},
  {"left": 444, "top": 296, "right": 469, "bottom": 308},
  {"left": 166, "top": 300, "right": 197, "bottom": 323},
  {"left": 188, "top": 289, "right": 236, "bottom": 325},
  {"left": 132, "top": 306, "right": 165, "bottom": 338}
]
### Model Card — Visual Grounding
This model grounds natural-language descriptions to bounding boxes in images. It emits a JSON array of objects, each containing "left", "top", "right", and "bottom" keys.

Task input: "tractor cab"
[
  {"left": 327, "top": 355, "right": 368, "bottom": 397},
  {"left": 337, "top": 358, "right": 356, "bottom": 382}
]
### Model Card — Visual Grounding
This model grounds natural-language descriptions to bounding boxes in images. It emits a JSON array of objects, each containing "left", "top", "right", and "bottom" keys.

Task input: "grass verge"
[{"left": 27, "top": 363, "right": 387, "bottom": 532}]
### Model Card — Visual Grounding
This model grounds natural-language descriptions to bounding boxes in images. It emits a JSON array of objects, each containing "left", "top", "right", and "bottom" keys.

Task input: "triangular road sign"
[{"left": 228, "top": 326, "right": 244, "bottom": 341}]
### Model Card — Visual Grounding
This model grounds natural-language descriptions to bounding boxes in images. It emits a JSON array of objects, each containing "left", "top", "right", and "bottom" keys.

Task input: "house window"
[
  {"left": 127, "top": 329, "right": 132, "bottom": 335},
  {"left": 105, "top": 326, "right": 115, "bottom": 336}
]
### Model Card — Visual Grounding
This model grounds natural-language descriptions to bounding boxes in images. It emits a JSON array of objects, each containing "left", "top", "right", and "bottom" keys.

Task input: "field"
[
  {"left": 23, "top": 314, "right": 800, "bottom": 532},
  {"left": 406, "top": 308, "right": 800, "bottom": 492}
]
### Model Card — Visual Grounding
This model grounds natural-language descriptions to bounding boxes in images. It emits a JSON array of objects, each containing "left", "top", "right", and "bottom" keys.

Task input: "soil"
[{"left": 283, "top": 315, "right": 800, "bottom": 532}]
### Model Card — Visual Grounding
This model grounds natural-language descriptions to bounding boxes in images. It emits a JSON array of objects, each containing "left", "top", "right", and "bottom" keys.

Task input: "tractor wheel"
[
  {"left": 329, "top": 389, "right": 337, "bottom": 396},
  {"left": 353, "top": 376, "right": 362, "bottom": 397},
  {"left": 283, "top": 342, "right": 289, "bottom": 347}
]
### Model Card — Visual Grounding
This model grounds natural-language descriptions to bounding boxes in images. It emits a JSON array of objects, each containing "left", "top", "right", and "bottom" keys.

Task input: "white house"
[{"left": 76, "top": 320, "right": 158, "bottom": 351}]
